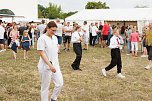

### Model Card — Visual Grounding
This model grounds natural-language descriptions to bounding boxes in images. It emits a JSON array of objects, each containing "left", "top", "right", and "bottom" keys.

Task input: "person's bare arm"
[{"left": 39, "top": 50, "right": 56, "bottom": 73}]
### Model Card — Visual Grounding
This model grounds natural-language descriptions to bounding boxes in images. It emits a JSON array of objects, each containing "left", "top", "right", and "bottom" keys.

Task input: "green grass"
[{"left": 0, "top": 45, "right": 152, "bottom": 101}]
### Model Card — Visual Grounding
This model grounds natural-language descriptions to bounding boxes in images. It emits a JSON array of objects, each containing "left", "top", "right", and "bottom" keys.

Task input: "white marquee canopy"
[
  {"left": 65, "top": 8, "right": 152, "bottom": 34},
  {"left": 65, "top": 8, "right": 152, "bottom": 21}
]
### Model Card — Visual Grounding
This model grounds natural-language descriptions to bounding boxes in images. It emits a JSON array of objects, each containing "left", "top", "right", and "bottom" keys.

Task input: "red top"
[{"left": 102, "top": 24, "right": 109, "bottom": 35}]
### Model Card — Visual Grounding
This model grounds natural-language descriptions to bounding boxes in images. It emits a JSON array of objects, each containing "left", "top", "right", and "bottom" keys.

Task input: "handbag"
[{"left": 15, "top": 40, "right": 20, "bottom": 47}]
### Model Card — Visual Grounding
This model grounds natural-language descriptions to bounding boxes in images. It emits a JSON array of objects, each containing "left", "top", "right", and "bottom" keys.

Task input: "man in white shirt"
[
  {"left": 55, "top": 18, "right": 64, "bottom": 52},
  {"left": 0, "top": 20, "right": 6, "bottom": 52},
  {"left": 82, "top": 21, "right": 89, "bottom": 50},
  {"left": 63, "top": 22, "right": 73, "bottom": 51},
  {"left": 91, "top": 22, "right": 98, "bottom": 47},
  {"left": 37, "top": 20, "right": 46, "bottom": 37},
  {"left": 37, "top": 21, "right": 63, "bottom": 101}
]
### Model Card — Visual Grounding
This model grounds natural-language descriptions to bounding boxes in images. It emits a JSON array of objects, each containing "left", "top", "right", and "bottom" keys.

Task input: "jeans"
[{"left": 126, "top": 40, "right": 131, "bottom": 54}]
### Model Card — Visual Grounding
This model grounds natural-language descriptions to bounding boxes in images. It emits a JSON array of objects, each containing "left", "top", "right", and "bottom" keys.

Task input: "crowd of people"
[{"left": 0, "top": 18, "right": 152, "bottom": 101}]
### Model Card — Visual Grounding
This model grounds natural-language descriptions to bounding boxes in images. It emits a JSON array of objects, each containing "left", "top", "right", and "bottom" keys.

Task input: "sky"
[{"left": 38, "top": 0, "right": 152, "bottom": 12}]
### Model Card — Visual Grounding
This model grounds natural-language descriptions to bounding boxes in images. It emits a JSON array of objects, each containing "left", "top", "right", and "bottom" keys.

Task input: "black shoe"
[
  {"left": 71, "top": 64, "right": 77, "bottom": 70},
  {"left": 83, "top": 48, "right": 87, "bottom": 50},
  {"left": 77, "top": 68, "right": 82, "bottom": 71},
  {"left": 63, "top": 48, "right": 67, "bottom": 52}
]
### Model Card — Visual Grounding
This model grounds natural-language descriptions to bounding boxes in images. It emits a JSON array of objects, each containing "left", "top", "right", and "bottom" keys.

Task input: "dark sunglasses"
[{"left": 50, "top": 29, "right": 56, "bottom": 32}]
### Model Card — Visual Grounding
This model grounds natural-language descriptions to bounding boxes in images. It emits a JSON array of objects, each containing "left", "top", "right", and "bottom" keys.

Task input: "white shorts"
[
  {"left": 131, "top": 42, "right": 138, "bottom": 51},
  {"left": 83, "top": 34, "right": 89, "bottom": 44}
]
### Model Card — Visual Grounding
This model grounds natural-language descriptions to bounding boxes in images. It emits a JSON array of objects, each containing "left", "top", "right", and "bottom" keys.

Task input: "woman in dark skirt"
[{"left": 9, "top": 25, "right": 20, "bottom": 59}]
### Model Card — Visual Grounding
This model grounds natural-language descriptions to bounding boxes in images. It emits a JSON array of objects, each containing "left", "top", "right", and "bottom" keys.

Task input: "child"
[
  {"left": 21, "top": 30, "right": 31, "bottom": 59},
  {"left": 101, "top": 26, "right": 125, "bottom": 78},
  {"left": 130, "top": 28, "right": 139, "bottom": 57}
]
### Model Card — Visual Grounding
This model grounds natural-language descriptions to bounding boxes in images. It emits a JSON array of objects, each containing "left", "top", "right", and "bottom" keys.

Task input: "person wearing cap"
[
  {"left": 37, "top": 21, "right": 63, "bottom": 101},
  {"left": 0, "top": 20, "right": 6, "bottom": 52}
]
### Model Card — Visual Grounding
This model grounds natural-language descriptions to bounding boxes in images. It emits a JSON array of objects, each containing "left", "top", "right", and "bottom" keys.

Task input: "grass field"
[{"left": 0, "top": 45, "right": 152, "bottom": 101}]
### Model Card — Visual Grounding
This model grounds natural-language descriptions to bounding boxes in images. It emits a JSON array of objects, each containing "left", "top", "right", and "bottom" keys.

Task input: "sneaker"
[
  {"left": 126, "top": 54, "right": 130, "bottom": 56},
  {"left": 117, "top": 73, "right": 125, "bottom": 78},
  {"left": 141, "top": 55, "right": 146, "bottom": 57},
  {"left": 101, "top": 69, "right": 107, "bottom": 77},
  {"left": 51, "top": 99, "right": 56, "bottom": 101},
  {"left": 144, "top": 65, "right": 151, "bottom": 70},
  {"left": 0, "top": 49, "right": 6, "bottom": 52}
]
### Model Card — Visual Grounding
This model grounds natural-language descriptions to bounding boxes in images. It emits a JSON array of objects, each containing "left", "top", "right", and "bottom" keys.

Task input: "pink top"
[
  {"left": 11, "top": 31, "right": 19, "bottom": 42},
  {"left": 130, "top": 32, "right": 139, "bottom": 42}
]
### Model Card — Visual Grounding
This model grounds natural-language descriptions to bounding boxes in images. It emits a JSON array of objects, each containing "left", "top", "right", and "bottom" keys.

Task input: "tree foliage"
[
  {"left": 85, "top": 1, "right": 109, "bottom": 9},
  {"left": 38, "top": 3, "right": 77, "bottom": 19}
]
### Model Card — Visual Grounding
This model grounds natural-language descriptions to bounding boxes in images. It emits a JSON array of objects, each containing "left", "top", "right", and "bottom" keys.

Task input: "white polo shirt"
[
  {"left": 64, "top": 26, "right": 73, "bottom": 36},
  {"left": 37, "top": 24, "right": 46, "bottom": 36},
  {"left": 71, "top": 31, "right": 83, "bottom": 43},
  {"left": 0, "top": 25, "right": 5, "bottom": 39},
  {"left": 82, "top": 25, "right": 89, "bottom": 37},
  {"left": 91, "top": 26, "right": 98, "bottom": 36},
  {"left": 37, "top": 34, "right": 59, "bottom": 71},
  {"left": 109, "top": 35, "right": 120, "bottom": 49},
  {"left": 55, "top": 23, "right": 63, "bottom": 36}
]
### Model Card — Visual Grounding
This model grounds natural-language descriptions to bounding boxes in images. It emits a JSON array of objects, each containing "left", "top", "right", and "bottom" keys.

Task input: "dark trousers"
[
  {"left": 89, "top": 33, "right": 93, "bottom": 45},
  {"left": 105, "top": 48, "right": 122, "bottom": 73},
  {"left": 92, "top": 35, "right": 97, "bottom": 46},
  {"left": 71, "top": 43, "right": 82, "bottom": 70},
  {"left": 146, "top": 46, "right": 152, "bottom": 60}
]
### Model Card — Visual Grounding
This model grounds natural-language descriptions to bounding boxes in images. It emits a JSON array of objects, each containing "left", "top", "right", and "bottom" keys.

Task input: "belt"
[{"left": 112, "top": 48, "right": 119, "bottom": 50}]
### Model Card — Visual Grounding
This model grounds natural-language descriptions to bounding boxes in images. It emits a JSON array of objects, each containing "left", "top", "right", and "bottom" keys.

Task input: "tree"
[
  {"left": 38, "top": 3, "right": 77, "bottom": 19},
  {"left": 85, "top": 1, "right": 109, "bottom": 9},
  {"left": 38, "top": 4, "right": 46, "bottom": 18}
]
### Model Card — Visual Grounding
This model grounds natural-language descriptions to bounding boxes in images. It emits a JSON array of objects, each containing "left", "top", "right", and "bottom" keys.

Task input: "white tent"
[
  {"left": 65, "top": 8, "right": 152, "bottom": 21},
  {"left": 65, "top": 8, "right": 152, "bottom": 34}
]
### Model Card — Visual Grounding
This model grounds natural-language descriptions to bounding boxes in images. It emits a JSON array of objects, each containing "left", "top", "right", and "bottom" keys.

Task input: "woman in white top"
[
  {"left": 37, "top": 21, "right": 63, "bottom": 101},
  {"left": 101, "top": 26, "right": 125, "bottom": 79},
  {"left": 71, "top": 25, "right": 83, "bottom": 70}
]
